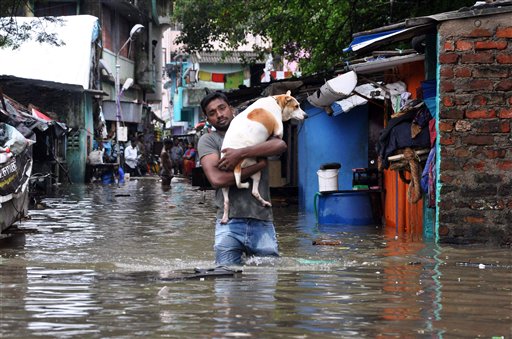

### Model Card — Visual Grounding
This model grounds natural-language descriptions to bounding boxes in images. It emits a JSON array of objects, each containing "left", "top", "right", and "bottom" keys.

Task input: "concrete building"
[
  {"left": 0, "top": 0, "right": 172, "bottom": 183},
  {"left": 161, "top": 29, "right": 269, "bottom": 136}
]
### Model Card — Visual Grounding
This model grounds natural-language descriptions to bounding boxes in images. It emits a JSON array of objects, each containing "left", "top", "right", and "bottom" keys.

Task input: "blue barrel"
[
  {"left": 101, "top": 172, "right": 114, "bottom": 184},
  {"left": 316, "top": 191, "right": 377, "bottom": 226}
]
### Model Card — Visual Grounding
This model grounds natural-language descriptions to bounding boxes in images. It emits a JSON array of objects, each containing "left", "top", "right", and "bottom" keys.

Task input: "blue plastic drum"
[{"left": 316, "top": 191, "right": 377, "bottom": 226}]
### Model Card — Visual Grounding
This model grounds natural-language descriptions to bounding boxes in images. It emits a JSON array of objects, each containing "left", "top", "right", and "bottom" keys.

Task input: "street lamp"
[{"left": 115, "top": 24, "right": 144, "bottom": 164}]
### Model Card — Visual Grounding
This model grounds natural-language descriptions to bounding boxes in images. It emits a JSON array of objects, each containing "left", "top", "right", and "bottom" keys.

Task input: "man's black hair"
[
  {"left": 163, "top": 138, "right": 172, "bottom": 146},
  {"left": 200, "top": 91, "right": 230, "bottom": 114}
]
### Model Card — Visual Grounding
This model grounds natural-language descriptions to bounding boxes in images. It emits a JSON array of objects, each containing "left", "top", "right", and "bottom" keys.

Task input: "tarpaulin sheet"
[
  {"left": 0, "top": 15, "right": 99, "bottom": 89},
  {"left": 343, "top": 29, "right": 404, "bottom": 53}
]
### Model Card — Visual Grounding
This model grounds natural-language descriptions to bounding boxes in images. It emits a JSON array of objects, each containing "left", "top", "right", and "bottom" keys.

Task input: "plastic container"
[
  {"left": 317, "top": 191, "right": 376, "bottom": 226},
  {"left": 317, "top": 169, "right": 339, "bottom": 192},
  {"left": 101, "top": 172, "right": 113, "bottom": 184},
  {"left": 317, "top": 162, "right": 341, "bottom": 192}
]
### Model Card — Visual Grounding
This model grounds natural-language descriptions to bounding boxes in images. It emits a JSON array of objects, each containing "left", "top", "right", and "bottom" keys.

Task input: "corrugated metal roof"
[
  {"left": 347, "top": 1, "right": 512, "bottom": 55},
  {"left": 407, "top": 1, "right": 512, "bottom": 26},
  {"left": 190, "top": 51, "right": 265, "bottom": 64},
  {"left": 352, "top": 1, "right": 512, "bottom": 38}
]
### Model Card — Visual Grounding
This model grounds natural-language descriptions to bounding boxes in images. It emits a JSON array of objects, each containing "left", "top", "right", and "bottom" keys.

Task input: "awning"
[
  {"left": 344, "top": 2, "right": 512, "bottom": 55},
  {"left": 0, "top": 93, "right": 67, "bottom": 138},
  {"left": 32, "top": 108, "right": 53, "bottom": 122},
  {"left": 102, "top": 100, "right": 143, "bottom": 123},
  {"left": 347, "top": 53, "right": 425, "bottom": 74}
]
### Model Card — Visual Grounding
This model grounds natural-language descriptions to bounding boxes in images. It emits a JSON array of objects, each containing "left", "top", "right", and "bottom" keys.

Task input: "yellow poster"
[{"left": 198, "top": 70, "right": 212, "bottom": 81}]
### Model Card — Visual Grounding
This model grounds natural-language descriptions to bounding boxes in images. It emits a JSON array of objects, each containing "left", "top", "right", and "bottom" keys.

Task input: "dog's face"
[{"left": 274, "top": 90, "right": 308, "bottom": 122}]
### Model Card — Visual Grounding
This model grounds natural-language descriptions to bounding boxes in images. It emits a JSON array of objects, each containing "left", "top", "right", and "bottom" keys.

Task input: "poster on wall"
[{"left": 0, "top": 148, "right": 31, "bottom": 202}]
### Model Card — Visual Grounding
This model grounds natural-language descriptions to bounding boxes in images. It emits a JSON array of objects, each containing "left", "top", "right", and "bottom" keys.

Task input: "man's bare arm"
[
  {"left": 217, "top": 137, "right": 286, "bottom": 171},
  {"left": 201, "top": 153, "right": 268, "bottom": 189}
]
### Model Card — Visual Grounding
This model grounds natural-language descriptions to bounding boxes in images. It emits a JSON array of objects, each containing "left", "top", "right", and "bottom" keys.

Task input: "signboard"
[
  {"left": 118, "top": 126, "right": 128, "bottom": 142},
  {"left": 0, "top": 149, "right": 30, "bottom": 201}
]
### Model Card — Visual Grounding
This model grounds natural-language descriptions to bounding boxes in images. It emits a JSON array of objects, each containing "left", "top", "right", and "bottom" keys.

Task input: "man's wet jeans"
[{"left": 214, "top": 218, "right": 279, "bottom": 265}]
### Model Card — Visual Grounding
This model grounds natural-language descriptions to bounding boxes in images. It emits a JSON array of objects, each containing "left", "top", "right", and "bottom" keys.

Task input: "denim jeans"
[{"left": 214, "top": 218, "right": 279, "bottom": 265}]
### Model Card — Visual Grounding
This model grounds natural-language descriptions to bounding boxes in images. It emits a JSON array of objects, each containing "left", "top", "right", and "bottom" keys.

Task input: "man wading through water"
[
  {"left": 197, "top": 92, "right": 287, "bottom": 265},
  {"left": 159, "top": 138, "right": 174, "bottom": 190}
]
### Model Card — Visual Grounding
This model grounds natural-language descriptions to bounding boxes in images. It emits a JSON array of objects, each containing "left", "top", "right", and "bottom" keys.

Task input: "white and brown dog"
[{"left": 220, "top": 90, "right": 307, "bottom": 223}]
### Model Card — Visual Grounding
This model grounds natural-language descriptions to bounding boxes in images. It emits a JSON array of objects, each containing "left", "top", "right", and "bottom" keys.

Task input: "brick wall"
[{"left": 438, "top": 13, "right": 512, "bottom": 246}]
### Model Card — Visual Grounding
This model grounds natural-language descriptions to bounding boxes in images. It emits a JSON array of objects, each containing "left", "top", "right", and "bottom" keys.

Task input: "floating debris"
[
  {"left": 312, "top": 239, "right": 342, "bottom": 246},
  {"left": 159, "top": 266, "right": 243, "bottom": 281},
  {"left": 456, "top": 262, "right": 512, "bottom": 269}
]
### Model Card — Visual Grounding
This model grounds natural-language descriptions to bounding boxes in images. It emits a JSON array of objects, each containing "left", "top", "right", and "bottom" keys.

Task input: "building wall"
[
  {"left": 438, "top": 13, "right": 512, "bottom": 246},
  {"left": 298, "top": 103, "right": 369, "bottom": 213},
  {"left": 66, "top": 93, "right": 94, "bottom": 184}
]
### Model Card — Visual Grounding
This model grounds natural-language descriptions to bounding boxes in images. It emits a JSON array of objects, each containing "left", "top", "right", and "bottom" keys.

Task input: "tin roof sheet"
[{"left": 190, "top": 51, "right": 265, "bottom": 64}]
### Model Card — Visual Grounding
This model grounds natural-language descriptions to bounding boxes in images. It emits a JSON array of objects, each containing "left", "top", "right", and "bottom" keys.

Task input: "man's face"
[{"left": 203, "top": 98, "right": 234, "bottom": 132}]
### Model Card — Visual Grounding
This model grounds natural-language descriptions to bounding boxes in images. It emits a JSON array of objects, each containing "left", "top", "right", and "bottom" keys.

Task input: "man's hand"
[
  {"left": 216, "top": 138, "right": 286, "bottom": 172},
  {"left": 256, "top": 157, "right": 268, "bottom": 168},
  {"left": 217, "top": 148, "right": 243, "bottom": 171}
]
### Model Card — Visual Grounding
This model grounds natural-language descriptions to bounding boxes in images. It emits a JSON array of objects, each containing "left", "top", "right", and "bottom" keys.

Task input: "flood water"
[{"left": 1, "top": 177, "right": 511, "bottom": 338}]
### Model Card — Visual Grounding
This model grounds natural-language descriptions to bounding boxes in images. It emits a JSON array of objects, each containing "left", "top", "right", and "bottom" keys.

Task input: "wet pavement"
[{"left": 1, "top": 177, "right": 511, "bottom": 338}]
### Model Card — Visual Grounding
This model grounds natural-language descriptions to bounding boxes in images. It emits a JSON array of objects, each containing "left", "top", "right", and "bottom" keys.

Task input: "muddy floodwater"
[{"left": 1, "top": 178, "right": 511, "bottom": 338}]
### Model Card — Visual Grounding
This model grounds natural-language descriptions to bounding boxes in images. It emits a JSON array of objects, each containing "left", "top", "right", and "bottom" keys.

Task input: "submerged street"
[{"left": 1, "top": 178, "right": 511, "bottom": 338}]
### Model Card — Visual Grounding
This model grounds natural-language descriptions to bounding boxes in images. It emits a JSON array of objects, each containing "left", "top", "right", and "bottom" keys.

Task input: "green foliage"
[{"left": 173, "top": 0, "right": 476, "bottom": 74}]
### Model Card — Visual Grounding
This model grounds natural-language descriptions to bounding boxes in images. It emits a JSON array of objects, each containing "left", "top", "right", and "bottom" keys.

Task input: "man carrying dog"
[{"left": 197, "top": 91, "right": 287, "bottom": 265}]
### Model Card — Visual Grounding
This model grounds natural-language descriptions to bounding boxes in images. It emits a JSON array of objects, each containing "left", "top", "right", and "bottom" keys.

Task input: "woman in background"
[{"left": 182, "top": 142, "right": 197, "bottom": 178}]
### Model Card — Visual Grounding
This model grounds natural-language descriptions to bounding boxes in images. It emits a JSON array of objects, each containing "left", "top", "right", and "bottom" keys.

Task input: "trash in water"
[
  {"left": 159, "top": 266, "right": 242, "bottom": 281},
  {"left": 456, "top": 262, "right": 512, "bottom": 269},
  {"left": 312, "top": 239, "right": 342, "bottom": 246}
]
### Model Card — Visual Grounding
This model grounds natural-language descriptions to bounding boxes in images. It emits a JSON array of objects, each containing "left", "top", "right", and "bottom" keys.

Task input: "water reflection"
[
  {"left": 25, "top": 267, "right": 99, "bottom": 336},
  {"left": 1, "top": 178, "right": 511, "bottom": 338}
]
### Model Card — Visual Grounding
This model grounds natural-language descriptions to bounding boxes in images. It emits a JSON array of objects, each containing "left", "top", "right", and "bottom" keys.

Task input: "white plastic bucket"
[{"left": 317, "top": 169, "right": 339, "bottom": 192}]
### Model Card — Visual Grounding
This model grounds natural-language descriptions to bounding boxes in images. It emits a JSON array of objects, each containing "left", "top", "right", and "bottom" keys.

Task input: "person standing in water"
[
  {"left": 197, "top": 91, "right": 287, "bottom": 265},
  {"left": 160, "top": 138, "right": 174, "bottom": 189}
]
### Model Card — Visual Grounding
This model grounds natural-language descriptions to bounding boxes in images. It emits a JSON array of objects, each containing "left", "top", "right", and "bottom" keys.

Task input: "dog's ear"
[{"left": 285, "top": 90, "right": 291, "bottom": 96}]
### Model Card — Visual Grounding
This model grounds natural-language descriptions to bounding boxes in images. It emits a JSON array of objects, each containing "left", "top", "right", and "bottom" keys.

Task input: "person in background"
[
  {"left": 136, "top": 134, "right": 148, "bottom": 176},
  {"left": 197, "top": 91, "right": 287, "bottom": 266},
  {"left": 170, "top": 138, "right": 183, "bottom": 175},
  {"left": 101, "top": 140, "right": 114, "bottom": 163},
  {"left": 182, "top": 142, "right": 197, "bottom": 178},
  {"left": 124, "top": 137, "right": 140, "bottom": 177},
  {"left": 160, "top": 138, "right": 174, "bottom": 190}
]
